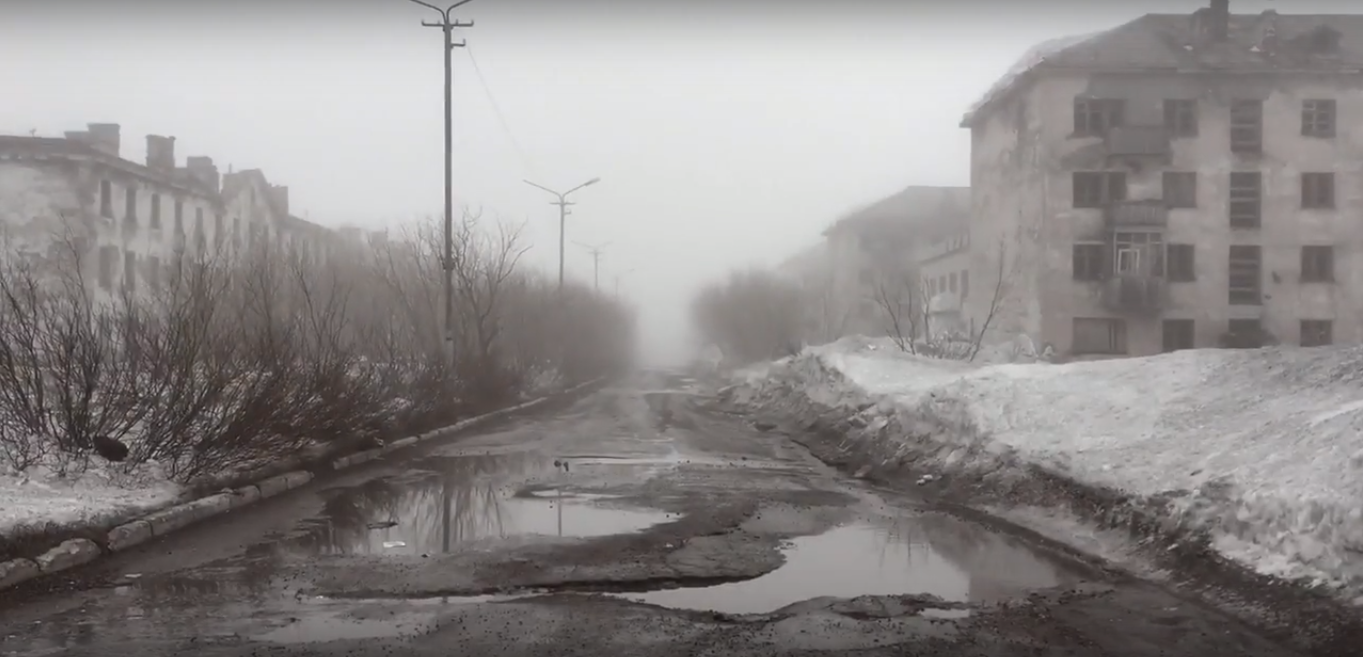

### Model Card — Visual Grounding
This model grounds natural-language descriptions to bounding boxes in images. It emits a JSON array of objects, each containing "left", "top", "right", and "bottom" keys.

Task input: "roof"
[
  {"left": 823, "top": 185, "right": 970, "bottom": 239},
  {"left": 0, "top": 134, "right": 218, "bottom": 201},
  {"left": 963, "top": 11, "right": 1363, "bottom": 127}
]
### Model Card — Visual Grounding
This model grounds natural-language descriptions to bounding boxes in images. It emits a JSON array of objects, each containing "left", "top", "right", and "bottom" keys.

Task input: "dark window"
[
  {"left": 1166, "top": 244, "right": 1196, "bottom": 282},
  {"left": 1226, "top": 319, "right": 1265, "bottom": 348},
  {"left": 1230, "top": 99, "right": 1263, "bottom": 153},
  {"left": 1302, "top": 172, "right": 1335, "bottom": 209},
  {"left": 124, "top": 186, "right": 137, "bottom": 225},
  {"left": 147, "top": 256, "right": 161, "bottom": 290},
  {"left": 1072, "top": 318, "right": 1128, "bottom": 355},
  {"left": 1302, "top": 99, "right": 1336, "bottom": 138},
  {"left": 123, "top": 250, "right": 137, "bottom": 293},
  {"left": 948, "top": 272, "right": 958, "bottom": 293},
  {"left": 99, "top": 180, "right": 113, "bottom": 218},
  {"left": 174, "top": 200, "right": 184, "bottom": 234},
  {"left": 98, "top": 245, "right": 117, "bottom": 289},
  {"left": 1162, "top": 319, "right": 1195, "bottom": 352},
  {"left": 1163, "top": 171, "right": 1197, "bottom": 208},
  {"left": 1301, "top": 320, "right": 1333, "bottom": 347},
  {"left": 1301, "top": 245, "right": 1335, "bottom": 282},
  {"left": 1073, "top": 171, "right": 1126, "bottom": 208},
  {"left": 1163, "top": 99, "right": 1198, "bottom": 137},
  {"left": 1228, "top": 245, "right": 1262, "bottom": 305},
  {"left": 1229, "top": 172, "right": 1261, "bottom": 227},
  {"left": 1114, "top": 231, "right": 1163, "bottom": 276},
  {"left": 960, "top": 270, "right": 969, "bottom": 299},
  {"left": 1073, "top": 98, "right": 1125, "bottom": 137},
  {"left": 1073, "top": 243, "right": 1105, "bottom": 281},
  {"left": 150, "top": 193, "right": 162, "bottom": 229}
]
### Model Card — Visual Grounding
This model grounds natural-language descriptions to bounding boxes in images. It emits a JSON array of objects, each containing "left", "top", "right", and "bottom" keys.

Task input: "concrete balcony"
[
  {"left": 1104, "top": 125, "right": 1171, "bottom": 160},
  {"left": 1101, "top": 274, "right": 1166, "bottom": 315},
  {"left": 1105, "top": 200, "right": 1168, "bottom": 229}
]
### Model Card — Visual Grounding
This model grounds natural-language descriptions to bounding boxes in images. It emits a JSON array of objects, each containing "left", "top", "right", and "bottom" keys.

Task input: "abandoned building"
[
  {"left": 0, "top": 123, "right": 336, "bottom": 303},
  {"left": 962, "top": 1, "right": 1363, "bottom": 357}
]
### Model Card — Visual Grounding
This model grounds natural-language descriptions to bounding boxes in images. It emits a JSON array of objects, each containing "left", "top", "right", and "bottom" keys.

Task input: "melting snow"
[{"left": 0, "top": 460, "right": 182, "bottom": 537}]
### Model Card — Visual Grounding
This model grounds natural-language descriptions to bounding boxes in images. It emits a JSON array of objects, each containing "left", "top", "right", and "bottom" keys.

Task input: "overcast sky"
[{"left": 1, "top": 0, "right": 1349, "bottom": 365}]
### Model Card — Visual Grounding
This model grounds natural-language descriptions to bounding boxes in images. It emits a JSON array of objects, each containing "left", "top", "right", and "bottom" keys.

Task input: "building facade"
[
  {"left": 963, "top": 2, "right": 1363, "bottom": 358},
  {"left": 0, "top": 123, "right": 337, "bottom": 303}
]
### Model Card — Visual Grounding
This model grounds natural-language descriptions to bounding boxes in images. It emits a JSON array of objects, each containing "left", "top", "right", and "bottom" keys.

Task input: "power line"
[{"left": 464, "top": 43, "right": 541, "bottom": 180}]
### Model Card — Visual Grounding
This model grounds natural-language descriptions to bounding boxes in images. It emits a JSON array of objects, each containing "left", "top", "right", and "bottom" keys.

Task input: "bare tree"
[
  {"left": 873, "top": 271, "right": 925, "bottom": 354},
  {"left": 965, "top": 236, "right": 1012, "bottom": 363}
]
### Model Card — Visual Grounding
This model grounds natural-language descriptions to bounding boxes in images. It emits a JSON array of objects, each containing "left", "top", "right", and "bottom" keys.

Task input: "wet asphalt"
[{"left": 0, "top": 372, "right": 1306, "bottom": 656}]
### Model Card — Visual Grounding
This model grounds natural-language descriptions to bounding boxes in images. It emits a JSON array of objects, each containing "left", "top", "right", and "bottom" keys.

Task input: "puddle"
[
  {"left": 285, "top": 453, "right": 671, "bottom": 555},
  {"left": 617, "top": 518, "right": 1075, "bottom": 615}
]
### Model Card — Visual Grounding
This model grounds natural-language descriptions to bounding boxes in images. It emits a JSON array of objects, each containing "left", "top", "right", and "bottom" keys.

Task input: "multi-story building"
[
  {"left": 963, "top": 1, "right": 1363, "bottom": 358},
  {"left": 0, "top": 122, "right": 337, "bottom": 303}
]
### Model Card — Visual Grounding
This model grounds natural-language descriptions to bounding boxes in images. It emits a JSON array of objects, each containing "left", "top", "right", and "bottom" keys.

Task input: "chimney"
[
  {"left": 86, "top": 123, "right": 121, "bottom": 157},
  {"left": 268, "top": 185, "right": 290, "bottom": 216},
  {"left": 185, "top": 156, "right": 220, "bottom": 194},
  {"left": 145, "top": 135, "right": 176, "bottom": 171},
  {"left": 1210, "top": 0, "right": 1229, "bottom": 40}
]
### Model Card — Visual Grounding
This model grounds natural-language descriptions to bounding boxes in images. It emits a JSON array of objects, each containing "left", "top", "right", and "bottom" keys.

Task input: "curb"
[{"left": 0, "top": 377, "right": 604, "bottom": 592}]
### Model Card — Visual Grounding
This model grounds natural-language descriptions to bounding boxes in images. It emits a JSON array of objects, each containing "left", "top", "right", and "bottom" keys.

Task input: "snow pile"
[
  {"left": 0, "top": 458, "right": 182, "bottom": 538},
  {"left": 738, "top": 340, "right": 1363, "bottom": 595}
]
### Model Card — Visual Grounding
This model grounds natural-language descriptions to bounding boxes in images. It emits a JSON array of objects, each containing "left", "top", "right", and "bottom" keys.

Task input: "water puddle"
[
  {"left": 284, "top": 452, "right": 671, "bottom": 555},
  {"left": 618, "top": 517, "right": 1076, "bottom": 615}
]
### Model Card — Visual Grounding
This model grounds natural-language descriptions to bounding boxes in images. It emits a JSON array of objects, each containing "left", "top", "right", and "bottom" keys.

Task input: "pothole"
[{"left": 614, "top": 520, "right": 1078, "bottom": 615}]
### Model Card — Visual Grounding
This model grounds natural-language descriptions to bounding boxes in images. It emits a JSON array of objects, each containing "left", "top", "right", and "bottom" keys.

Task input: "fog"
[{"left": 1, "top": 0, "right": 1343, "bottom": 366}]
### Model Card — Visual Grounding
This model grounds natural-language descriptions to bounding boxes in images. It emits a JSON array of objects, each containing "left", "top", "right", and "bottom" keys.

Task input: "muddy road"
[{"left": 0, "top": 372, "right": 1304, "bottom": 656}]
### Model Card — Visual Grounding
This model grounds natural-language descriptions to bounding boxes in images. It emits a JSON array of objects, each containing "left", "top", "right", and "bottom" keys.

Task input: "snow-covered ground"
[
  {"left": 0, "top": 459, "right": 182, "bottom": 539},
  {"left": 734, "top": 337, "right": 1363, "bottom": 600}
]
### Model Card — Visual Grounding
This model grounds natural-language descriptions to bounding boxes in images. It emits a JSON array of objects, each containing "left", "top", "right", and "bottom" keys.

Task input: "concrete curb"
[{"left": 0, "top": 376, "right": 605, "bottom": 592}]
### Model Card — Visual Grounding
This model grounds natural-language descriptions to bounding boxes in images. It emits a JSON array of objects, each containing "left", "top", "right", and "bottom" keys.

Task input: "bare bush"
[
  {"left": 873, "top": 272, "right": 924, "bottom": 354},
  {"left": 690, "top": 268, "right": 804, "bottom": 366}
]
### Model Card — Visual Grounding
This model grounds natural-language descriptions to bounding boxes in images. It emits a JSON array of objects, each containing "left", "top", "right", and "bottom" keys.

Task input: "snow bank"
[
  {"left": 737, "top": 341, "right": 1363, "bottom": 597},
  {"left": 0, "top": 460, "right": 182, "bottom": 538}
]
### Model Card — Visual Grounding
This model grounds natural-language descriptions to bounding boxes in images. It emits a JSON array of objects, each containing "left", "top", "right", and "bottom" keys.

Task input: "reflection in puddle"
[
  {"left": 619, "top": 517, "right": 1074, "bottom": 615},
  {"left": 287, "top": 453, "right": 670, "bottom": 555}
]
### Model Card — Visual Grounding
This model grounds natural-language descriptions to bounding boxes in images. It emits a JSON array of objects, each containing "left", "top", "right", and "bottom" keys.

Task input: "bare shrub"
[{"left": 690, "top": 268, "right": 804, "bottom": 366}]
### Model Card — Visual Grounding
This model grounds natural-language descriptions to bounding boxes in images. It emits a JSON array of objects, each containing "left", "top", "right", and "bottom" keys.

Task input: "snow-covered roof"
[{"left": 960, "top": 31, "right": 1105, "bottom": 128}]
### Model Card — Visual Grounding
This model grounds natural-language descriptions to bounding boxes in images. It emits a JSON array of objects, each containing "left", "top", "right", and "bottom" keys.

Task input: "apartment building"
[
  {"left": 0, "top": 122, "right": 336, "bottom": 303},
  {"left": 962, "top": 1, "right": 1363, "bottom": 358}
]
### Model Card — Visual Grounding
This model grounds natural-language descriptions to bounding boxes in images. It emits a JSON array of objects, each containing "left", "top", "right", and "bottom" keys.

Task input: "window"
[
  {"left": 1228, "top": 245, "right": 1262, "bottom": 305},
  {"left": 1163, "top": 99, "right": 1198, "bottom": 137},
  {"left": 1230, "top": 99, "right": 1263, "bottom": 153},
  {"left": 948, "top": 272, "right": 958, "bottom": 293},
  {"left": 1162, "top": 171, "right": 1197, "bottom": 208},
  {"left": 98, "top": 246, "right": 117, "bottom": 289},
  {"left": 147, "top": 256, "right": 161, "bottom": 290},
  {"left": 1229, "top": 172, "right": 1261, "bottom": 227},
  {"left": 1113, "top": 231, "right": 1163, "bottom": 276},
  {"left": 150, "top": 193, "right": 162, "bottom": 229},
  {"left": 174, "top": 199, "right": 184, "bottom": 234},
  {"left": 960, "top": 270, "right": 969, "bottom": 299},
  {"left": 1301, "top": 245, "right": 1335, "bottom": 282},
  {"left": 1162, "top": 319, "right": 1195, "bottom": 352},
  {"left": 1302, "top": 172, "right": 1335, "bottom": 209},
  {"left": 195, "top": 208, "right": 206, "bottom": 250},
  {"left": 1301, "top": 99, "right": 1336, "bottom": 138},
  {"left": 124, "top": 186, "right": 137, "bottom": 224},
  {"left": 1226, "top": 319, "right": 1265, "bottom": 348},
  {"left": 1301, "top": 320, "right": 1333, "bottom": 347},
  {"left": 1073, "top": 171, "right": 1127, "bottom": 208},
  {"left": 1072, "top": 318, "right": 1128, "bottom": 355},
  {"left": 99, "top": 180, "right": 113, "bottom": 218},
  {"left": 1165, "top": 244, "right": 1195, "bottom": 282},
  {"left": 1073, "top": 98, "right": 1124, "bottom": 137},
  {"left": 123, "top": 251, "right": 137, "bottom": 293}
]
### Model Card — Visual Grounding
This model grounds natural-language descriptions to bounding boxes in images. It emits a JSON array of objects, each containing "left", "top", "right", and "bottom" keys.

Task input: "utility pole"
[
  {"left": 577, "top": 241, "right": 609, "bottom": 292},
  {"left": 523, "top": 177, "right": 601, "bottom": 290},
  {"left": 407, "top": 0, "right": 474, "bottom": 368}
]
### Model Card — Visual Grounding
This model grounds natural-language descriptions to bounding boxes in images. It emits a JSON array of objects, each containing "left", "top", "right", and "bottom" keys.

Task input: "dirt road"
[{"left": 0, "top": 372, "right": 1304, "bottom": 656}]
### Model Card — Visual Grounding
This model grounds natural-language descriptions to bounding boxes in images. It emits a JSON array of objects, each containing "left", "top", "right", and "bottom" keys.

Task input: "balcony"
[
  {"left": 1105, "top": 200, "right": 1168, "bottom": 229},
  {"left": 1104, "top": 125, "right": 1171, "bottom": 160},
  {"left": 1101, "top": 274, "right": 1166, "bottom": 315}
]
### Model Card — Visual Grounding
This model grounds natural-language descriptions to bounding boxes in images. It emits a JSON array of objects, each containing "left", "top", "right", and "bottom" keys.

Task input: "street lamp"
[{"left": 523, "top": 177, "right": 601, "bottom": 290}]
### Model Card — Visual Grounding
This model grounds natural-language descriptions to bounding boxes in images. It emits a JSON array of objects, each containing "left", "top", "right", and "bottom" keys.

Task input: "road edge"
[{"left": 0, "top": 377, "right": 606, "bottom": 592}]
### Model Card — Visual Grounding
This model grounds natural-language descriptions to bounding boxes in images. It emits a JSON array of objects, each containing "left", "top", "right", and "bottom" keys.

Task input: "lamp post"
[{"left": 523, "top": 177, "right": 600, "bottom": 290}]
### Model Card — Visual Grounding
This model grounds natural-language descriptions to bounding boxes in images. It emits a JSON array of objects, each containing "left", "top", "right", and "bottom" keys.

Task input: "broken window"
[
  {"left": 1072, "top": 317, "right": 1128, "bottom": 355},
  {"left": 1113, "top": 231, "right": 1163, "bottom": 277},
  {"left": 124, "top": 186, "right": 137, "bottom": 225},
  {"left": 1300, "top": 320, "right": 1333, "bottom": 347},
  {"left": 123, "top": 250, "right": 137, "bottom": 293},
  {"left": 1301, "top": 172, "right": 1335, "bottom": 209},
  {"left": 1230, "top": 99, "right": 1263, "bottom": 153},
  {"left": 1161, "top": 319, "right": 1195, "bottom": 352},
  {"left": 1301, "top": 99, "right": 1336, "bottom": 138},
  {"left": 1301, "top": 245, "right": 1335, "bottom": 282},
  {"left": 1162, "top": 171, "right": 1197, "bottom": 208},
  {"left": 1229, "top": 172, "right": 1261, "bottom": 227},
  {"left": 1228, "top": 245, "right": 1262, "bottom": 305},
  {"left": 1073, "top": 171, "right": 1126, "bottom": 208},
  {"left": 1165, "top": 244, "right": 1195, "bottom": 282},
  {"left": 1073, "top": 98, "right": 1124, "bottom": 137},
  {"left": 1163, "top": 99, "right": 1198, "bottom": 137},
  {"left": 150, "top": 193, "right": 162, "bottom": 229},
  {"left": 99, "top": 180, "right": 113, "bottom": 218}
]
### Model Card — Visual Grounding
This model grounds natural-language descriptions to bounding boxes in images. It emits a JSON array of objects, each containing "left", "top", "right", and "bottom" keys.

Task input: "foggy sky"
[{"left": 2, "top": 0, "right": 1350, "bottom": 365}]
